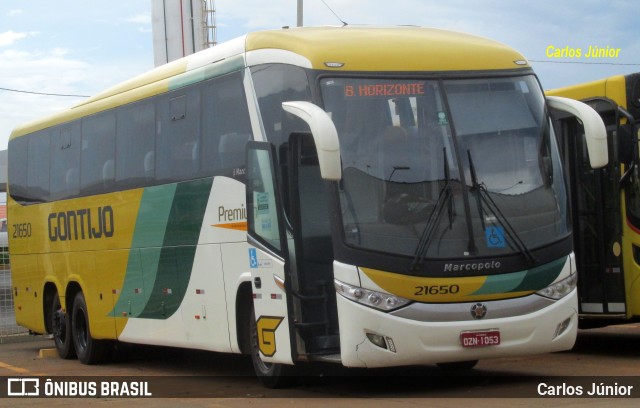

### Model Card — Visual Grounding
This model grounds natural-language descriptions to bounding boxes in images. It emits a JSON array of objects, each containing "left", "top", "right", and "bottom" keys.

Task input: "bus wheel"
[
  {"left": 51, "top": 292, "right": 76, "bottom": 359},
  {"left": 71, "top": 292, "right": 110, "bottom": 365},
  {"left": 436, "top": 360, "right": 478, "bottom": 371},
  {"left": 249, "top": 305, "right": 297, "bottom": 388}
]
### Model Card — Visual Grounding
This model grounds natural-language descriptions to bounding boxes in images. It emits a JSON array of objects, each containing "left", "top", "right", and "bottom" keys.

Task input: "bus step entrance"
[{"left": 292, "top": 280, "right": 340, "bottom": 355}]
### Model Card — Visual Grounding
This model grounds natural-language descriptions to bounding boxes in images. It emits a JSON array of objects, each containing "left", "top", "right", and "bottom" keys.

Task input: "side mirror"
[
  {"left": 282, "top": 101, "right": 342, "bottom": 181},
  {"left": 546, "top": 96, "right": 608, "bottom": 169}
]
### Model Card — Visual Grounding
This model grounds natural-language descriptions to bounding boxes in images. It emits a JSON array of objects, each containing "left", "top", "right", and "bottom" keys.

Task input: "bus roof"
[
  {"left": 10, "top": 26, "right": 530, "bottom": 140},
  {"left": 546, "top": 74, "right": 627, "bottom": 107},
  {"left": 246, "top": 26, "right": 529, "bottom": 72}
]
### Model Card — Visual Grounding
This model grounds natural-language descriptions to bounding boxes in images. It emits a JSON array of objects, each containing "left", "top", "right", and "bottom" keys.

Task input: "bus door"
[
  {"left": 246, "top": 141, "right": 295, "bottom": 365},
  {"left": 285, "top": 133, "right": 339, "bottom": 357},
  {"left": 246, "top": 136, "right": 340, "bottom": 366},
  {"left": 556, "top": 103, "right": 626, "bottom": 319}
]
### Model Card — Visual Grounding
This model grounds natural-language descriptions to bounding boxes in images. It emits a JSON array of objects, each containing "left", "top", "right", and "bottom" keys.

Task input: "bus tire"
[
  {"left": 71, "top": 291, "right": 110, "bottom": 365},
  {"left": 249, "top": 305, "right": 297, "bottom": 388},
  {"left": 51, "top": 292, "right": 76, "bottom": 359},
  {"left": 436, "top": 360, "right": 478, "bottom": 371}
]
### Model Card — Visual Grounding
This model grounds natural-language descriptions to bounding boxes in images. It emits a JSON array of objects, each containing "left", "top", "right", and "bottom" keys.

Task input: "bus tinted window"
[
  {"left": 201, "top": 72, "right": 253, "bottom": 172},
  {"left": 50, "top": 123, "right": 81, "bottom": 200},
  {"left": 81, "top": 112, "right": 116, "bottom": 194},
  {"left": 8, "top": 137, "right": 28, "bottom": 201},
  {"left": 251, "top": 64, "right": 312, "bottom": 149},
  {"left": 116, "top": 101, "right": 156, "bottom": 187},
  {"left": 9, "top": 69, "right": 253, "bottom": 204},
  {"left": 27, "top": 130, "right": 51, "bottom": 201},
  {"left": 156, "top": 90, "right": 201, "bottom": 183}
]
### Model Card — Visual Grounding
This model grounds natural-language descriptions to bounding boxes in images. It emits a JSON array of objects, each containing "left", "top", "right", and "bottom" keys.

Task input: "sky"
[{"left": 1, "top": 0, "right": 639, "bottom": 150}]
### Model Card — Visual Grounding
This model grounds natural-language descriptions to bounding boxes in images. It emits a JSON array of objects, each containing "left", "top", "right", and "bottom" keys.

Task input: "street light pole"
[{"left": 297, "top": 0, "right": 303, "bottom": 27}]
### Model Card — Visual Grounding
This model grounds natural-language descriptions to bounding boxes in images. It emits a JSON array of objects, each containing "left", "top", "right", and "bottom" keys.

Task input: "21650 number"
[
  {"left": 414, "top": 284, "right": 460, "bottom": 296},
  {"left": 12, "top": 223, "right": 32, "bottom": 238}
]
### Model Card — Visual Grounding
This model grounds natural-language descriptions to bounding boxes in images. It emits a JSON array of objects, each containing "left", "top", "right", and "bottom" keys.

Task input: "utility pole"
[{"left": 297, "top": 0, "right": 303, "bottom": 27}]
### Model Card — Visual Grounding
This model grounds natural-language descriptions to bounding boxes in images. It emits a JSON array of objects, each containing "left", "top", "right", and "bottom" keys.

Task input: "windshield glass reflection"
[{"left": 320, "top": 76, "right": 568, "bottom": 263}]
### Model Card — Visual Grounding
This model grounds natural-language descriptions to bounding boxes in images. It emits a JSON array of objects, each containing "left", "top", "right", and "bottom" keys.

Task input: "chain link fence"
[{"left": 1, "top": 242, "right": 28, "bottom": 341}]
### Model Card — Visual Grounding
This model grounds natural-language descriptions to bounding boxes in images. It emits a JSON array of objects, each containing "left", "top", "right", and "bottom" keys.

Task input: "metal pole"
[{"left": 297, "top": 0, "right": 303, "bottom": 27}]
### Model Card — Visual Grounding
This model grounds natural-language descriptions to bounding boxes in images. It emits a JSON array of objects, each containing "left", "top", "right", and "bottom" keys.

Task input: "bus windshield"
[{"left": 321, "top": 75, "right": 568, "bottom": 265}]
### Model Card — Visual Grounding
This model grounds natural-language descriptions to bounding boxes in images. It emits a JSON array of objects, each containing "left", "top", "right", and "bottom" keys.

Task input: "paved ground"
[{"left": 1, "top": 324, "right": 640, "bottom": 406}]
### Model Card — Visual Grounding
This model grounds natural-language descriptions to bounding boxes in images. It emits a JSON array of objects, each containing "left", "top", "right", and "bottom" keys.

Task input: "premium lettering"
[
  {"left": 218, "top": 204, "right": 247, "bottom": 222},
  {"left": 48, "top": 206, "right": 115, "bottom": 242}
]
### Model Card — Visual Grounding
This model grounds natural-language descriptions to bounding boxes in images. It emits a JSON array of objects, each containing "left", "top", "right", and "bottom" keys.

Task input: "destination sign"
[{"left": 344, "top": 82, "right": 426, "bottom": 98}]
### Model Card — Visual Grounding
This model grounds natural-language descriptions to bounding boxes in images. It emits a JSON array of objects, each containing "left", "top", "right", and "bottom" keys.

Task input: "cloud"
[
  {"left": 0, "top": 42, "right": 152, "bottom": 148},
  {"left": 0, "top": 3, "right": 154, "bottom": 148},
  {"left": 0, "top": 30, "right": 37, "bottom": 47},
  {"left": 0, "top": 48, "right": 92, "bottom": 147},
  {"left": 125, "top": 12, "right": 151, "bottom": 25},
  {"left": 1, "top": 0, "right": 637, "bottom": 149}
]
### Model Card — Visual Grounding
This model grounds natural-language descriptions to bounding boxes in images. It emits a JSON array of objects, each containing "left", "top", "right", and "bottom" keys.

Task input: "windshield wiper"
[
  {"left": 467, "top": 150, "right": 536, "bottom": 266},
  {"left": 409, "top": 148, "right": 454, "bottom": 273},
  {"left": 468, "top": 150, "right": 486, "bottom": 232}
]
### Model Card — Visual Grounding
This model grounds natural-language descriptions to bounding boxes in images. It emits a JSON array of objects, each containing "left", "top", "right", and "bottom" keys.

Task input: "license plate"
[{"left": 460, "top": 330, "right": 501, "bottom": 348}]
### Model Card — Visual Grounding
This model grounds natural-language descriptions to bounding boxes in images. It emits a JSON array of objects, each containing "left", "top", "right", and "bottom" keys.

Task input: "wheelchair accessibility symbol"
[
  {"left": 486, "top": 226, "right": 506, "bottom": 248},
  {"left": 248, "top": 248, "right": 273, "bottom": 268},
  {"left": 249, "top": 248, "right": 259, "bottom": 268}
]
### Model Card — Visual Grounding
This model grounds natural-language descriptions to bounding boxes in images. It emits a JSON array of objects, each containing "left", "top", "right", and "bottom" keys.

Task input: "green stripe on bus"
[
  {"left": 169, "top": 55, "right": 245, "bottom": 91},
  {"left": 471, "top": 271, "right": 527, "bottom": 295},
  {"left": 132, "top": 184, "right": 178, "bottom": 247},
  {"left": 472, "top": 256, "right": 567, "bottom": 296},
  {"left": 511, "top": 256, "right": 567, "bottom": 292},
  {"left": 109, "top": 184, "right": 178, "bottom": 317},
  {"left": 138, "top": 178, "right": 213, "bottom": 319}
]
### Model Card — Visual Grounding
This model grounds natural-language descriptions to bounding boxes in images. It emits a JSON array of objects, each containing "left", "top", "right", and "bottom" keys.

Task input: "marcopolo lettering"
[
  {"left": 48, "top": 206, "right": 115, "bottom": 242},
  {"left": 444, "top": 260, "right": 501, "bottom": 273}
]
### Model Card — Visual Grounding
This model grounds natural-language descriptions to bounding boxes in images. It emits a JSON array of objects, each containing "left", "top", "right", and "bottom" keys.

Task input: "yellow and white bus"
[
  {"left": 8, "top": 26, "right": 607, "bottom": 387},
  {"left": 547, "top": 73, "right": 640, "bottom": 328}
]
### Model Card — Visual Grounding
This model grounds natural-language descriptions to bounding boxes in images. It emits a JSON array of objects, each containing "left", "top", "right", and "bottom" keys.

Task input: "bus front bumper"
[{"left": 336, "top": 289, "right": 578, "bottom": 368}]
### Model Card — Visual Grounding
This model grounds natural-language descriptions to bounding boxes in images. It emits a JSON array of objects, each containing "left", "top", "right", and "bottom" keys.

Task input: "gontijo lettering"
[{"left": 48, "top": 206, "right": 115, "bottom": 242}]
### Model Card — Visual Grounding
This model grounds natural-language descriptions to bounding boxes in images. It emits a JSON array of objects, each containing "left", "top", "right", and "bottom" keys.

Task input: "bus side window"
[
  {"left": 201, "top": 71, "right": 253, "bottom": 174},
  {"left": 8, "top": 137, "right": 28, "bottom": 202},
  {"left": 251, "top": 64, "right": 312, "bottom": 151},
  {"left": 144, "top": 151, "right": 155, "bottom": 178},
  {"left": 116, "top": 101, "right": 156, "bottom": 188},
  {"left": 102, "top": 159, "right": 115, "bottom": 187},
  {"left": 156, "top": 89, "right": 201, "bottom": 183},
  {"left": 81, "top": 111, "right": 116, "bottom": 194},
  {"left": 50, "top": 123, "right": 81, "bottom": 200},
  {"left": 218, "top": 133, "right": 250, "bottom": 168},
  {"left": 27, "top": 130, "right": 50, "bottom": 202}
]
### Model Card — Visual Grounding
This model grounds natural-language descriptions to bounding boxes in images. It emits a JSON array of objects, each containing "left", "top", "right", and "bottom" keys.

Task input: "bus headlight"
[
  {"left": 536, "top": 273, "right": 577, "bottom": 300},
  {"left": 334, "top": 279, "right": 411, "bottom": 312}
]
